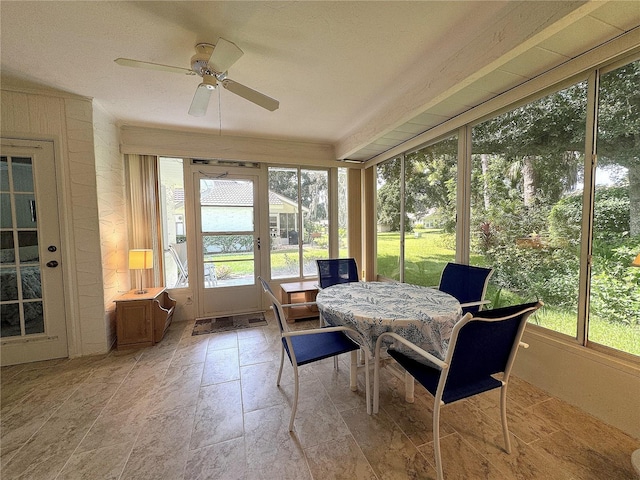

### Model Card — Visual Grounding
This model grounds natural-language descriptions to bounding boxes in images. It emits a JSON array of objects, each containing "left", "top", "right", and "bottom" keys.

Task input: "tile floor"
[{"left": 1, "top": 313, "right": 638, "bottom": 480}]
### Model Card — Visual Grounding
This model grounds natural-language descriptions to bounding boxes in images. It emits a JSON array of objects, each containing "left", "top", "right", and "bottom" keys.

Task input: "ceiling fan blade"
[
  {"left": 189, "top": 82, "right": 214, "bottom": 117},
  {"left": 222, "top": 79, "right": 279, "bottom": 111},
  {"left": 209, "top": 38, "right": 244, "bottom": 73},
  {"left": 114, "top": 58, "right": 194, "bottom": 75}
]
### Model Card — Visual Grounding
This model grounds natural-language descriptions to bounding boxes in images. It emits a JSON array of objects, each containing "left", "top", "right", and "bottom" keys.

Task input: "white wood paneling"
[
  {"left": 1, "top": 87, "right": 108, "bottom": 357},
  {"left": 120, "top": 125, "right": 336, "bottom": 166}
]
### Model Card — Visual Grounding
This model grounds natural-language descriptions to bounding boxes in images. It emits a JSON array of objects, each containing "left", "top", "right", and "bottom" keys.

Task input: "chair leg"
[
  {"left": 433, "top": 401, "right": 444, "bottom": 480},
  {"left": 277, "top": 344, "right": 285, "bottom": 386},
  {"left": 289, "top": 364, "right": 300, "bottom": 432},
  {"left": 500, "top": 383, "right": 512, "bottom": 453},
  {"left": 349, "top": 350, "right": 357, "bottom": 391}
]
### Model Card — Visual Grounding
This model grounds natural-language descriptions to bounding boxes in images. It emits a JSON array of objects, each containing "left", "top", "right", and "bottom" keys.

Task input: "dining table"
[{"left": 315, "top": 281, "right": 463, "bottom": 402}]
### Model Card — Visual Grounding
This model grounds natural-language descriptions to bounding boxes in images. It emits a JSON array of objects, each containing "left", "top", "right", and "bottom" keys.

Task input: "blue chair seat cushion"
[
  {"left": 388, "top": 349, "right": 503, "bottom": 404},
  {"left": 285, "top": 331, "right": 360, "bottom": 366}
]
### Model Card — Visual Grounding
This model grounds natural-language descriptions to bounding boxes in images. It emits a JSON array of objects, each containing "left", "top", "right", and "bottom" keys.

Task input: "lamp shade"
[
  {"left": 632, "top": 253, "right": 640, "bottom": 267},
  {"left": 129, "top": 249, "right": 153, "bottom": 269}
]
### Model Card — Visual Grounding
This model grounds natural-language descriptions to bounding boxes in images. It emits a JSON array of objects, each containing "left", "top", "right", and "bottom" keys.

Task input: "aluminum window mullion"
[
  {"left": 400, "top": 154, "right": 405, "bottom": 283},
  {"left": 577, "top": 70, "right": 600, "bottom": 347}
]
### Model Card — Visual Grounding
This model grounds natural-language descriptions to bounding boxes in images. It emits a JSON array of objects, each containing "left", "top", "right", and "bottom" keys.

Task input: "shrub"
[{"left": 549, "top": 186, "right": 630, "bottom": 243}]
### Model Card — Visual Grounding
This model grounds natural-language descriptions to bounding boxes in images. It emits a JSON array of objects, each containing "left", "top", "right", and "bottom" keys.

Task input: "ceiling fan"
[{"left": 115, "top": 38, "right": 279, "bottom": 116}]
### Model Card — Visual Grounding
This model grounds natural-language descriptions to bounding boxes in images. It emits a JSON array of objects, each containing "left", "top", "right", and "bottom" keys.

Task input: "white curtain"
[{"left": 125, "top": 154, "right": 162, "bottom": 290}]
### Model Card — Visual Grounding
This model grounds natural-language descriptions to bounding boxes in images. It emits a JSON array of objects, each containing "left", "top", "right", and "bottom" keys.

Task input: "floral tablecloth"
[{"left": 316, "top": 281, "right": 462, "bottom": 361}]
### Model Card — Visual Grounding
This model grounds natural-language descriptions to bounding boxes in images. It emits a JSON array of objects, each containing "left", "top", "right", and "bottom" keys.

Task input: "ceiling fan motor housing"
[{"left": 191, "top": 43, "right": 216, "bottom": 76}]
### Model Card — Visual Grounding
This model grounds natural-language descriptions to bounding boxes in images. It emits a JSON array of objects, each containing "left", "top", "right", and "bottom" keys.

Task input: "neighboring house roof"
[{"left": 176, "top": 181, "right": 306, "bottom": 211}]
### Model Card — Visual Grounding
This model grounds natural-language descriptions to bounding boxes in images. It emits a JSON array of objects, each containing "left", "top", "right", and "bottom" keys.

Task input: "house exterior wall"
[{"left": 1, "top": 84, "right": 108, "bottom": 357}]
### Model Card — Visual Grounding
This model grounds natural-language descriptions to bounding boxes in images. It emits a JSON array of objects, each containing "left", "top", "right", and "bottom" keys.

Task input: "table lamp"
[{"left": 129, "top": 249, "right": 153, "bottom": 294}]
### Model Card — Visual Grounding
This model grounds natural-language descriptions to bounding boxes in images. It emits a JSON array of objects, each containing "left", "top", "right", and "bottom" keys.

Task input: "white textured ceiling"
[{"left": 2, "top": 1, "right": 639, "bottom": 162}]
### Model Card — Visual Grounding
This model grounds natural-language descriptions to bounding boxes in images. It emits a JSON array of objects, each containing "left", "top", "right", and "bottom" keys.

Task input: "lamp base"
[{"left": 134, "top": 289, "right": 147, "bottom": 295}]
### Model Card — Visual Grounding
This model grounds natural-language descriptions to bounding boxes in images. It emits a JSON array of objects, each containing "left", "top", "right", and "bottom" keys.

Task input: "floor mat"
[{"left": 191, "top": 312, "right": 267, "bottom": 335}]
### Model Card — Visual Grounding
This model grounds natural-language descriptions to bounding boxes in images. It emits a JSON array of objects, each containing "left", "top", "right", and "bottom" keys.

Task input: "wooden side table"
[
  {"left": 114, "top": 287, "right": 176, "bottom": 350},
  {"left": 280, "top": 280, "right": 319, "bottom": 323}
]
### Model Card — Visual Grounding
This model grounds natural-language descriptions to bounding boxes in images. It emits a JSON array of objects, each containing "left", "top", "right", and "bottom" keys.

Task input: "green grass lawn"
[
  {"left": 205, "top": 229, "right": 637, "bottom": 356},
  {"left": 377, "top": 228, "right": 639, "bottom": 356}
]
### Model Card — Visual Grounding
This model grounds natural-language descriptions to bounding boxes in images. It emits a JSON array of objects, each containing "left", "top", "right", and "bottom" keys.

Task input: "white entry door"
[
  {"left": 1, "top": 139, "right": 68, "bottom": 366},
  {"left": 194, "top": 170, "right": 262, "bottom": 317}
]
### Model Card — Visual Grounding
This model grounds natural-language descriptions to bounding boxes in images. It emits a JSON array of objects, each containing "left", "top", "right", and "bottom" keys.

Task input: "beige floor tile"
[
  {"left": 184, "top": 437, "right": 248, "bottom": 480},
  {"left": 342, "top": 407, "right": 435, "bottom": 480},
  {"left": 244, "top": 404, "right": 312, "bottom": 480},
  {"left": 149, "top": 362, "right": 204, "bottom": 414},
  {"left": 201, "top": 347, "right": 240, "bottom": 385},
  {"left": 419, "top": 432, "right": 512, "bottom": 480},
  {"left": 1, "top": 319, "right": 635, "bottom": 480},
  {"left": 190, "top": 380, "right": 244, "bottom": 450},
  {"left": 305, "top": 434, "right": 377, "bottom": 480},
  {"left": 120, "top": 404, "right": 195, "bottom": 480},
  {"left": 207, "top": 331, "right": 239, "bottom": 351},
  {"left": 56, "top": 442, "right": 133, "bottom": 480}
]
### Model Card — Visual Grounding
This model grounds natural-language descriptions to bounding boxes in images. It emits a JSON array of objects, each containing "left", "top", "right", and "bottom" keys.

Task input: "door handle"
[
  {"left": 46, "top": 260, "right": 59, "bottom": 268},
  {"left": 256, "top": 237, "right": 261, "bottom": 250}
]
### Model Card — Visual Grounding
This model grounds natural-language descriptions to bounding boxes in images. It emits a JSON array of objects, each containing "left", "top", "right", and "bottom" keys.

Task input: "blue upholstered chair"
[
  {"left": 316, "top": 258, "right": 359, "bottom": 289},
  {"left": 259, "top": 277, "right": 370, "bottom": 430},
  {"left": 438, "top": 262, "right": 493, "bottom": 314},
  {"left": 373, "top": 301, "right": 542, "bottom": 480}
]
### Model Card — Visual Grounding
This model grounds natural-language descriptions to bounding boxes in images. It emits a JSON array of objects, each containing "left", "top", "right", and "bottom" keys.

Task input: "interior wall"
[
  {"left": 93, "top": 103, "right": 128, "bottom": 348},
  {"left": 1, "top": 84, "right": 109, "bottom": 357},
  {"left": 514, "top": 330, "right": 640, "bottom": 440}
]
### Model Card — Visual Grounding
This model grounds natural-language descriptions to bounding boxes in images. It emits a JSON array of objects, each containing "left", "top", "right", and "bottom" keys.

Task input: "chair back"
[
  {"left": 441, "top": 301, "right": 541, "bottom": 403},
  {"left": 316, "top": 258, "right": 359, "bottom": 289},
  {"left": 258, "top": 277, "right": 289, "bottom": 335},
  {"left": 438, "top": 262, "right": 493, "bottom": 314},
  {"left": 167, "top": 244, "right": 188, "bottom": 287}
]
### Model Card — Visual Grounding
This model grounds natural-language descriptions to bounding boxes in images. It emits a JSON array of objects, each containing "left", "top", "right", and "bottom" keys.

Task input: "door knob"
[{"left": 46, "top": 260, "right": 59, "bottom": 268}]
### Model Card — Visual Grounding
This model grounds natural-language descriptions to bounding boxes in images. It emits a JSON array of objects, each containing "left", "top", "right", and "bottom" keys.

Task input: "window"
[
  {"left": 268, "top": 167, "right": 329, "bottom": 279},
  {"left": 338, "top": 167, "right": 348, "bottom": 256},
  {"left": 405, "top": 135, "right": 458, "bottom": 286},
  {"left": 158, "top": 157, "right": 187, "bottom": 288},
  {"left": 589, "top": 59, "right": 640, "bottom": 356},
  {"left": 376, "top": 134, "right": 458, "bottom": 285},
  {"left": 471, "top": 82, "right": 588, "bottom": 337}
]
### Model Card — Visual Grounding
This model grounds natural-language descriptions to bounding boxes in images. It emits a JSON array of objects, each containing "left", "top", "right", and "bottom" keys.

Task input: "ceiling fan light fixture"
[{"left": 201, "top": 75, "right": 217, "bottom": 89}]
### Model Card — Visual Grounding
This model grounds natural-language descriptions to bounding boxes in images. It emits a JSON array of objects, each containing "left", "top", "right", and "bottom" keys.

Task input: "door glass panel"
[
  {"left": 589, "top": 59, "right": 640, "bottom": 356},
  {"left": 1, "top": 193, "right": 11, "bottom": 228},
  {"left": 21, "top": 266, "right": 41, "bottom": 299},
  {"left": 0, "top": 154, "right": 45, "bottom": 338},
  {"left": 0, "top": 157, "right": 9, "bottom": 191},
  {"left": 1, "top": 231, "right": 15, "bottom": 263},
  {"left": 200, "top": 179, "right": 256, "bottom": 287},
  {"left": 14, "top": 193, "right": 37, "bottom": 228},
  {"left": 1, "top": 303, "right": 20, "bottom": 337},
  {"left": 12, "top": 157, "right": 34, "bottom": 191},
  {"left": 24, "top": 301, "right": 44, "bottom": 334}
]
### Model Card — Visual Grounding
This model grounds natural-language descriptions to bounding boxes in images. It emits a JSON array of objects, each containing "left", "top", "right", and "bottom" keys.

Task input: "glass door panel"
[{"left": 196, "top": 172, "right": 261, "bottom": 317}]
